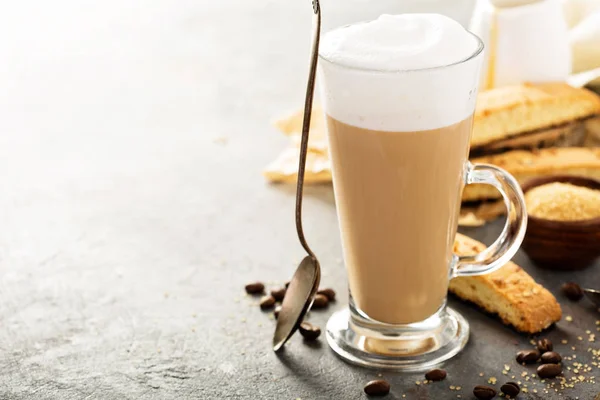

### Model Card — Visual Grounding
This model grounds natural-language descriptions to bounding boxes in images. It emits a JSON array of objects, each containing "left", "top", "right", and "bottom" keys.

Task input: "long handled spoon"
[{"left": 273, "top": 0, "right": 322, "bottom": 352}]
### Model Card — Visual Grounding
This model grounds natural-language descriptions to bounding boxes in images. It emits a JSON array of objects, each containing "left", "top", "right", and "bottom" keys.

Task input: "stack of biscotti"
[
  {"left": 263, "top": 83, "right": 600, "bottom": 187},
  {"left": 451, "top": 233, "right": 562, "bottom": 333}
]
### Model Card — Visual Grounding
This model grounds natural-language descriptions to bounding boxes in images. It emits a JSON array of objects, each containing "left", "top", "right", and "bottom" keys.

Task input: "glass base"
[{"left": 326, "top": 306, "right": 469, "bottom": 371}]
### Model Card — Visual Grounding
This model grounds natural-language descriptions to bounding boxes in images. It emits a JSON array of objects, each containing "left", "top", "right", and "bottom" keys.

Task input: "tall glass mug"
[{"left": 318, "top": 14, "right": 527, "bottom": 370}]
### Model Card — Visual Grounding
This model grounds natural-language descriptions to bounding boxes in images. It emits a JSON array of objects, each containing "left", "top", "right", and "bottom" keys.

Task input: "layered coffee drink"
[
  {"left": 319, "top": 14, "right": 482, "bottom": 324},
  {"left": 321, "top": 14, "right": 527, "bottom": 369}
]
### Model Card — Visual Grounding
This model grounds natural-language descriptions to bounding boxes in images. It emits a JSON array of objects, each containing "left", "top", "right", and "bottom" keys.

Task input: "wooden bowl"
[{"left": 521, "top": 175, "right": 600, "bottom": 270}]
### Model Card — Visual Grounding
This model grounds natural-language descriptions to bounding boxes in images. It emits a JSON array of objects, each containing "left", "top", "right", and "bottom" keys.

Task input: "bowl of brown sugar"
[{"left": 521, "top": 175, "right": 600, "bottom": 270}]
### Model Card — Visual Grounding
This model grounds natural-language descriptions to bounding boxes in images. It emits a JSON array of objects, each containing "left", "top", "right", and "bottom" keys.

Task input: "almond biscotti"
[
  {"left": 463, "top": 147, "right": 600, "bottom": 202},
  {"left": 470, "top": 120, "right": 587, "bottom": 156},
  {"left": 450, "top": 233, "right": 562, "bottom": 333},
  {"left": 471, "top": 82, "right": 600, "bottom": 149}
]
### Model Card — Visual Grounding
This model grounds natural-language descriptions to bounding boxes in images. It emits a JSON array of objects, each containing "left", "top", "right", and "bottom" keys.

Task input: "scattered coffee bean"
[
  {"left": 516, "top": 349, "right": 540, "bottom": 364},
  {"left": 537, "top": 338, "right": 553, "bottom": 353},
  {"left": 501, "top": 382, "right": 520, "bottom": 397},
  {"left": 259, "top": 295, "right": 276, "bottom": 310},
  {"left": 561, "top": 282, "right": 584, "bottom": 301},
  {"left": 274, "top": 305, "right": 281, "bottom": 319},
  {"left": 245, "top": 282, "right": 265, "bottom": 294},
  {"left": 425, "top": 368, "right": 446, "bottom": 381},
  {"left": 271, "top": 287, "right": 286, "bottom": 302},
  {"left": 317, "top": 288, "right": 336, "bottom": 301},
  {"left": 299, "top": 322, "right": 321, "bottom": 340},
  {"left": 311, "top": 294, "right": 329, "bottom": 309},
  {"left": 284, "top": 281, "right": 291, "bottom": 289},
  {"left": 473, "top": 385, "right": 496, "bottom": 399},
  {"left": 363, "top": 380, "right": 390, "bottom": 396},
  {"left": 537, "top": 363, "right": 562, "bottom": 379},
  {"left": 540, "top": 351, "right": 562, "bottom": 364}
]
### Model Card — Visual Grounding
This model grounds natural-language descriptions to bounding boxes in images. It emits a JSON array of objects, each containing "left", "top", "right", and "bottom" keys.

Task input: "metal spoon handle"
[{"left": 295, "top": 0, "right": 321, "bottom": 259}]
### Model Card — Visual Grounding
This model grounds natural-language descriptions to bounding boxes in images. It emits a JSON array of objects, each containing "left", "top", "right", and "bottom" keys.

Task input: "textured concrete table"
[{"left": 1, "top": 1, "right": 599, "bottom": 399}]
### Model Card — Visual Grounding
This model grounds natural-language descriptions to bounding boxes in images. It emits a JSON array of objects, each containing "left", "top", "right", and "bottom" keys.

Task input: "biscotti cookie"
[
  {"left": 472, "top": 82, "right": 600, "bottom": 148},
  {"left": 471, "top": 120, "right": 587, "bottom": 156},
  {"left": 463, "top": 147, "right": 600, "bottom": 202},
  {"left": 450, "top": 233, "right": 562, "bottom": 333}
]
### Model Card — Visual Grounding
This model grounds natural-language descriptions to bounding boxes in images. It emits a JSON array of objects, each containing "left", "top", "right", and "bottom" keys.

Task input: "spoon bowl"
[{"left": 273, "top": 256, "right": 320, "bottom": 351}]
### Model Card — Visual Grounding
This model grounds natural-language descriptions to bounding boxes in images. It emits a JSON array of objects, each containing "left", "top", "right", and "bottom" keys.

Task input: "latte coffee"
[
  {"left": 326, "top": 116, "right": 472, "bottom": 324},
  {"left": 319, "top": 14, "right": 482, "bottom": 325}
]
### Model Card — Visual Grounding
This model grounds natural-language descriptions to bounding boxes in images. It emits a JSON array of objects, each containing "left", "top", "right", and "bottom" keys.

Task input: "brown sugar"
[{"left": 525, "top": 182, "right": 600, "bottom": 221}]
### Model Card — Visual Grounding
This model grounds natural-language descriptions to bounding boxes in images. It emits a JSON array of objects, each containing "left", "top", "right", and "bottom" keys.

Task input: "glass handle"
[{"left": 452, "top": 162, "right": 527, "bottom": 278}]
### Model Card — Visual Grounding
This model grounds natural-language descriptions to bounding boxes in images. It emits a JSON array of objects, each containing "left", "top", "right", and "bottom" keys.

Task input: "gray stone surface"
[{"left": 0, "top": 1, "right": 598, "bottom": 399}]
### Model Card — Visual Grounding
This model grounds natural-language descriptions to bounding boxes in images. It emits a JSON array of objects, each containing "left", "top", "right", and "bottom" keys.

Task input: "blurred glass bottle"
[{"left": 470, "top": 0, "right": 571, "bottom": 89}]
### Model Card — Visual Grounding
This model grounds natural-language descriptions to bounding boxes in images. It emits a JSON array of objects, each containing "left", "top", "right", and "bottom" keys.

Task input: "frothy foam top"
[
  {"left": 320, "top": 14, "right": 479, "bottom": 71},
  {"left": 318, "top": 14, "right": 483, "bottom": 131}
]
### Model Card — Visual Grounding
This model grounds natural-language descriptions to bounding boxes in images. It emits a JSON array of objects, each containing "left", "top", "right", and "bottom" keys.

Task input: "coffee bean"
[
  {"left": 259, "top": 295, "right": 276, "bottom": 310},
  {"left": 311, "top": 294, "right": 329, "bottom": 309},
  {"left": 284, "top": 281, "right": 291, "bottom": 289},
  {"left": 537, "top": 363, "right": 562, "bottom": 379},
  {"left": 537, "top": 338, "right": 553, "bottom": 353},
  {"left": 363, "top": 380, "right": 390, "bottom": 396},
  {"left": 501, "top": 382, "right": 520, "bottom": 397},
  {"left": 561, "top": 282, "right": 584, "bottom": 301},
  {"left": 245, "top": 282, "right": 264, "bottom": 294},
  {"left": 540, "top": 351, "right": 562, "bottom": 364},
  {"left": 299, "top": 322, "right": 321, "bottom": 341},
  {"left": 516, "top": 349, "right": 540, "bottom": 364},
  {"left": 425, "top": 368, "right": 446, "bottom": 381},
  {"left": 274, "top": 305, "right": 281, "bottom": 319},
  {"left": 317, "top": 288, "right": 336, "bottom": 301},
  {"left": 271, "top": 287, "right": 286, "bottom": 302},
  {"left": 473, "top": 385, "right": 496, "bottom": 399}
]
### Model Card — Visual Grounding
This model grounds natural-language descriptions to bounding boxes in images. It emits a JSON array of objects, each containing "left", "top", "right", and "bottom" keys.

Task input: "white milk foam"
[{"left": 318, "top": 14, "right": 483, "bottom": 131}]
